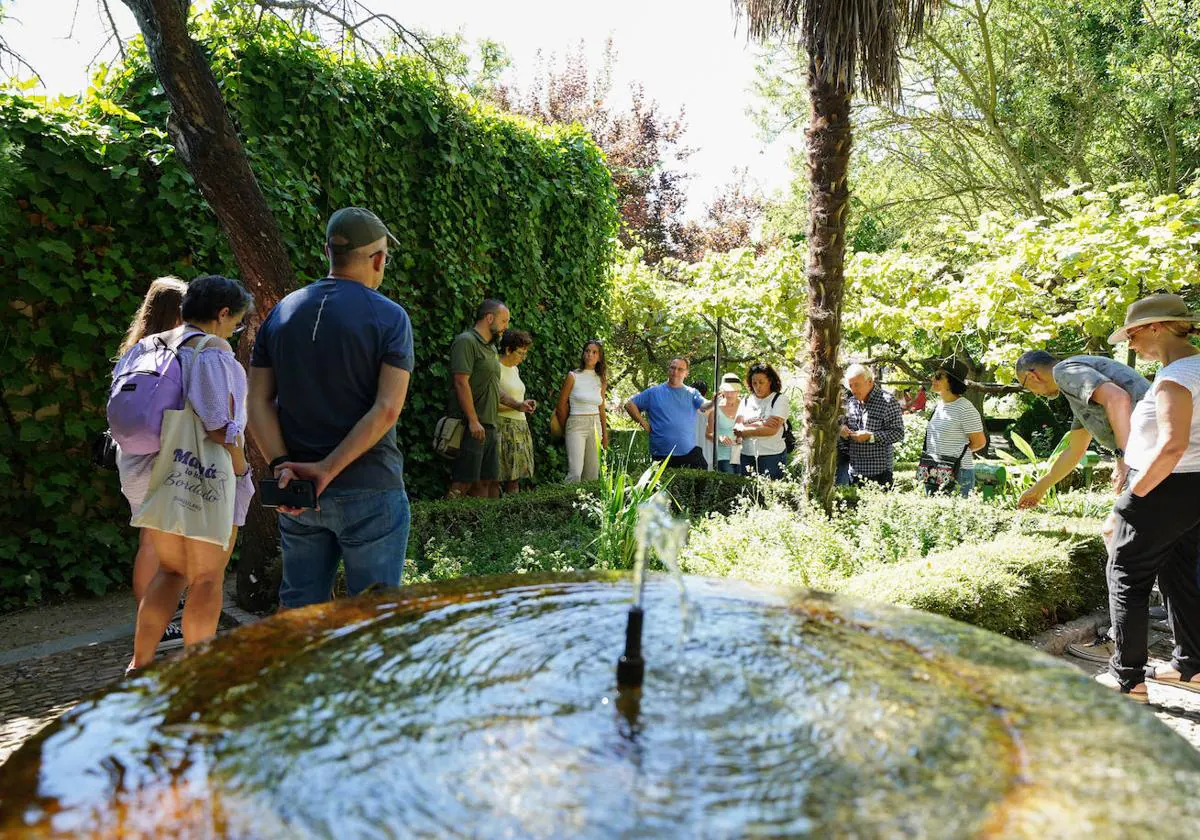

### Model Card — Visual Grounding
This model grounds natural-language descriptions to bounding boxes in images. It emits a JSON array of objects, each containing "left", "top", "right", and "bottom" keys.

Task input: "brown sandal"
[{"left": 1147, "top": 666, "right": 1200, "bottom": 695}]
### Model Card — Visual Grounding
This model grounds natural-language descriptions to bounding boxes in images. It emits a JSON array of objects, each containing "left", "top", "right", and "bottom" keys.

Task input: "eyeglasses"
[
  {"left": 1125, "top": 324, "right": 1150, "bottom": 341},
  {"left": 231, "top": 324, "right": 246, "bottom": 337},
  {"left": 932, "top": 371, "right": 947, "bottom": 382},
  {"left": 370, "top": 250, "right": 389, "bottom": 266},
  {"left": 1016, "top": 371, "right": 1031, "bottom": 390}
]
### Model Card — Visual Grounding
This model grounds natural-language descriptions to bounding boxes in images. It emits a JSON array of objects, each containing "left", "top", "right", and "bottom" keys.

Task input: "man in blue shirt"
[
  {"left": 625, "top": 357, "right": 713, "bottom": 468},
  {"left": 248, "top": 207, "right": 414, "bottom": 608}
]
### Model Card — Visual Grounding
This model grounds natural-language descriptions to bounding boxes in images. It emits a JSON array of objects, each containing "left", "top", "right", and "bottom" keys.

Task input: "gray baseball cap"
[{"left": 326, "top": 207, "right": 399, "bottom": 255}]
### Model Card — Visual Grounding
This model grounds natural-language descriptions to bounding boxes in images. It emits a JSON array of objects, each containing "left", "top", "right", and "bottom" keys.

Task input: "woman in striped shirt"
[{"left": 924, "top": 361, "right": 987, "bottom": 496}]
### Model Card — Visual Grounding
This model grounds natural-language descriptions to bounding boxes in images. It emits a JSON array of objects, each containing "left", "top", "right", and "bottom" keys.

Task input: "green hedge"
[
  {"left": 837, "top": 534, "right": 1106, "bottom": 638},
  {"left": 0, "top": 15, "right": 617, "bottom": 611},
  {"left": 680, "top": 487, "right": 1107, "bottom": 639},
  {"left": 404, "top": 483, "right": 1106, "bottom": 639}
]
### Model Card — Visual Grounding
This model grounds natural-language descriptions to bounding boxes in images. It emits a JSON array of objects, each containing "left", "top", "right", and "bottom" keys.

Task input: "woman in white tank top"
[
  {"left": 1097, "top": 294, "right": 1200, "bottom": 702},
  {"left": 554, "top": 340, "right": 609, "bottom": 482}
]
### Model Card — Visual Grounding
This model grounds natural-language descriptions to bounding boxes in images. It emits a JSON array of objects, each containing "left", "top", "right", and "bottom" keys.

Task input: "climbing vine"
[{"left": 0, "top": 15, "right": 617, "bottom": 609}]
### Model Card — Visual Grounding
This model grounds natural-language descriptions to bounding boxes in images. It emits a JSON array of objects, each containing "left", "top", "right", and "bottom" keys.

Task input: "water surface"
[{"left": 1, "top": 574, "right": 1196, "bottom": 838}]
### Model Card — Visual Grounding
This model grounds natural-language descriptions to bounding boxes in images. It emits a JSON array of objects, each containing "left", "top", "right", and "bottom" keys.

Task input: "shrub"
[
  {"left": 894, "top": 411, "right": 930, "bottom": 466},
  {"left": 1010, "top": 394, "right": 1074, "bottom": 458},
  {"left": 408, "top": 469, "right": 752, "bottom": 580},
  {"left": 683, "top": 500, "right": 857, "bottom": 589},
  {"left": 681, "top": 485, "right": 1106, "bottom": 638},
  {"left": 836, "top": 533, "right": 1106, "bottom": 638},
  {"left": 841, "top": 487, "right": 1015, "bottom": 565},
  {"left": 664, "top": 469, "right": 754, "bottom": 518}
]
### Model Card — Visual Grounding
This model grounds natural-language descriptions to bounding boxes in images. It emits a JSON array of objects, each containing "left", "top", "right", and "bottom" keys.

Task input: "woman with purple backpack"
[
  {"left": 112, "top": 277, "right": 188, "bottom": 649},
  {"left": 111, "top": 275, "right": 256, "bottom": 673}
]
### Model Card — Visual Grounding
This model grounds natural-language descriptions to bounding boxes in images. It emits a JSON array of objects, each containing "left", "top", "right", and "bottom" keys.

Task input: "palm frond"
[{"left": 733, "top": 0, "right": 940, "bottom": 102}]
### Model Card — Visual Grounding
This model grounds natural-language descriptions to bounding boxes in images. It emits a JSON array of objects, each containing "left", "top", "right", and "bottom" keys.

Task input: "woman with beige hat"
[{"left": 1096, "top": 293, "right": 1200, "bottom": 702}]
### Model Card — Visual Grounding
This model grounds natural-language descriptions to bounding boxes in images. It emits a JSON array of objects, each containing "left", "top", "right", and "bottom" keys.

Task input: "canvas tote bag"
[{"left": 131, "top": 335, "right": 236, "bottom": 549}]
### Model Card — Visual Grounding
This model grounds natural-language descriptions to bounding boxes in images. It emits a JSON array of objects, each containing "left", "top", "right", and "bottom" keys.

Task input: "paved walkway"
[
  {"left": 0, "top": 582, "right": 259, "bottom": 766},
  {"left": 0, "top": 638, "right": 130, "bottom": 764}
]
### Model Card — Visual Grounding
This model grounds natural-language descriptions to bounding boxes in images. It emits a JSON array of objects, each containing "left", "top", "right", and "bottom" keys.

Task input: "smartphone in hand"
[{"left": 259, "top": 478, "right": 317, "bottom": 509}]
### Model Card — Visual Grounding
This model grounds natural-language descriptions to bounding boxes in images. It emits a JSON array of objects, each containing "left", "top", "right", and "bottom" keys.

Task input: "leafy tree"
[
  {"left": 488, "top": 40, "right": 693, "bottom": 264},
  {"left": 608, "top": 244, "right": 807, "bottom": 393},
  {"left": 756, "top": 0, "right": 1200, "bottom": 234},
  {"left": 844, "top": 185, "right": 1200, "bottom": 384},
  {"left": 733, "top": 0, "right": 942, "bottom": 510},
  {"left": 675, "top": 168, "right": 776, "bottom": 262},
  {"left": 419, "top": 32, "right": 512, "bottom": 99}
]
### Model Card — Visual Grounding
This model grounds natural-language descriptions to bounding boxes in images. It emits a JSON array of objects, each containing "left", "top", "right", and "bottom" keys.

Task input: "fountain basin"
[{"left": 1, "top": 573, "right": 1197, "bottom": 838}]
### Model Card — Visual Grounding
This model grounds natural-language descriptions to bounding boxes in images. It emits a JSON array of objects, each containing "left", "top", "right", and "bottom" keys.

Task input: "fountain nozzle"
[{"left": 616, "top": 606, "right": 645, "bottom": 688}]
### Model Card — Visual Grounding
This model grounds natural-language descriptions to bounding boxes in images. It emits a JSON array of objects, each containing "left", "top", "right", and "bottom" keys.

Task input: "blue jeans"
[
  {"left": 716, "top": 459, "right": 741, "bottom": 475},
  {"left": 740, "top": 452, "right": 786, "bottom": 479},
  {"left": 836, "top": 453, "right": 851, "bottom": 486},
  {"left": 278, "top": 486, "right": 410, "bottom": 608}
]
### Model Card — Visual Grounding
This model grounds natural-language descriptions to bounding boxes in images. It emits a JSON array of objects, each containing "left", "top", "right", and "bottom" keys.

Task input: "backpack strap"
[{"left": 173, "top": 329, "right": 209, "bottom": 350}]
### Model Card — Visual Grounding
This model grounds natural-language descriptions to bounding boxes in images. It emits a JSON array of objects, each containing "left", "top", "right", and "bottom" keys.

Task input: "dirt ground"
[{"left": 0, "top": 590, "right": 134, "bottom": 654}]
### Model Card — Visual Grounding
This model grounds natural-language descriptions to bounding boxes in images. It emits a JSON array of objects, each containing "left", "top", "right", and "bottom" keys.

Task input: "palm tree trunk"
[
  {"left": 801, "top": 59, "right": 852, "bottom": 510},
  {"left": 122, "top": 0, "right": 292, "bottom": 610}
]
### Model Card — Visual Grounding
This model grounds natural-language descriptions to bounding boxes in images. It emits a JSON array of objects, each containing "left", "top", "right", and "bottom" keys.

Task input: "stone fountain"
[{"left": 1, "top": 496, "right": 1199, "bottom": 837}]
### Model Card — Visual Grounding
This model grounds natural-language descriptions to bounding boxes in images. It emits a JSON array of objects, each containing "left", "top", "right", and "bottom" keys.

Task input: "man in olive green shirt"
[{"left": 447, "top": 299, "right": 523, "bottom": 497}]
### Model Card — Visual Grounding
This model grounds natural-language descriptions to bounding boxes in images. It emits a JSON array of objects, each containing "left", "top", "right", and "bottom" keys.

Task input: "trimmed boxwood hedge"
[{"left": 837, "top": 533, "right": 1107, "bottom": 638}]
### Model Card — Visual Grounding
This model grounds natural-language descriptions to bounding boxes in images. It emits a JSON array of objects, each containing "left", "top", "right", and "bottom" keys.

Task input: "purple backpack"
[{"left": 107, "top": 330, "right": 204, "bottom": 455}]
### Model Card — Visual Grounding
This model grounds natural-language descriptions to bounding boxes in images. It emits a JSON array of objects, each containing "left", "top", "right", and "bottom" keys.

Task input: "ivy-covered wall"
[{"left": 0, "top": 20, "right": 617, "bottom": 610}]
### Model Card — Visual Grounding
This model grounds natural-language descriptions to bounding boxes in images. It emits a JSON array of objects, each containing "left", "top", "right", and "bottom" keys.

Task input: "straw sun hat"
[{"left": 1108, "top": 294, "right": 1200, "bottom": 344}]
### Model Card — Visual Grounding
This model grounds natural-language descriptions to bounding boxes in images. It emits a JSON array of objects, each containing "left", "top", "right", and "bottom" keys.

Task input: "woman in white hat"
[{"left": 1097, "top": 294, "right": 1200, "bottom": 702}]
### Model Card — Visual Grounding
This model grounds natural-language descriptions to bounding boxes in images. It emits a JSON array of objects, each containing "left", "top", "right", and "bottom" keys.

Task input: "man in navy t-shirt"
[
  {"left": 625, "top": 357, "right": 713, "bottom": 469},
  {"left": 249, "top": 207, "right": 414, "bottom": 608}
]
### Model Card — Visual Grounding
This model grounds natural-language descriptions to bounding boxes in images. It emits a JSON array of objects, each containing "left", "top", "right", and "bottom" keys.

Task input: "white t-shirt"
[
  {"left": 926, "top": 397, "right": 984, "bottom": 469},
  {"left": 738, "top": 392, "right": 790, "bottom": 457},
  {"left": 1125, "top": 355, "right": 1200, "bottom": 473},
  {"left": 498, "top": 363, "right": 527, "bottom": 420},
  {"left": 568, "top": 369, "right": 603, "bottom": 416}
]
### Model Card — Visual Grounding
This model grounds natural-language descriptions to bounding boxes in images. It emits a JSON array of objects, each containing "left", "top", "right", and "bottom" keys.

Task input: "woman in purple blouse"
[{"left": 129, "top": 275, "right": 256, "bottom": 672}]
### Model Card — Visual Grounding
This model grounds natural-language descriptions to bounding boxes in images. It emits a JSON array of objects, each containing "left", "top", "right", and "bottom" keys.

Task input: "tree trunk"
[
  {"left": 800, "top": 59, "right": 853, "bottom": 511},
  {"left": 121, "top": 0, "right": 293, "bottom": 611}
]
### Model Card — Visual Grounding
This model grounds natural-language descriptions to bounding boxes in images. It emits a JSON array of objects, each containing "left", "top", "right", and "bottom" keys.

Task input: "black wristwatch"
[{"left": 269, "top": 455, "right": 290, "bottom": 471}]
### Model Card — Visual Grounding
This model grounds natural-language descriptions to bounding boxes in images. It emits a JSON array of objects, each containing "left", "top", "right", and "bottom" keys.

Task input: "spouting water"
[{"left": 617, "top": 492, "right": 691, "bottom": 691}]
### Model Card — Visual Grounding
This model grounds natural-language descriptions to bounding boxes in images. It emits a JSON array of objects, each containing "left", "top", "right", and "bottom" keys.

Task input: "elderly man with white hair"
[{"left": 839, "top": 363, "right": 905, "bottom": 487}]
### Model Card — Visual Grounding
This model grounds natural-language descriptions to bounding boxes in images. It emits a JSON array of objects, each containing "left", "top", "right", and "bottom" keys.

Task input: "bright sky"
[{"left": 1, "top": 0, "right": 799, "bottom": 216}]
